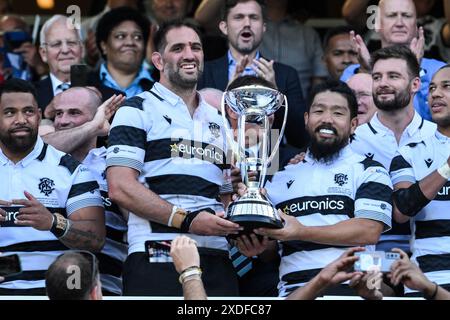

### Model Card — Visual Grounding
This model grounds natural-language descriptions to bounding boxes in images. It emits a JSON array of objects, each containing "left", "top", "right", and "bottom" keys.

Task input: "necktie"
[
  {"left": 57, "top": 82, "right": 70, "bottom": 92},
  {"left": 229, "top": 244, "right": 253, "bottom": 277}
]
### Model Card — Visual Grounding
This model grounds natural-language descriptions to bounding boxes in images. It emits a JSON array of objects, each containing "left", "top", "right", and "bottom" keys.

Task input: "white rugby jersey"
[
  {"left": 106, "top": 82, "right": 229, "bottom": 254},
  {"left": 390, "top": 130, "right": 450, "bottom": 293},
  {"left": 265, "top": 146, "right": 393, "bottom": 297},
  {"left": 83, "top": 147, "right": 127, "bottom": 295},
  {"left": 350, "top": 111, "right": 436, "bottom": 245},
  {"left": 0, "top": 137, "right": 103, "bottom": 291}
]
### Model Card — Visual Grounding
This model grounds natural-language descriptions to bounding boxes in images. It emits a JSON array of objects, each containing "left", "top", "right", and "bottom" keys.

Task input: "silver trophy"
[{"left": 221, "top": 85, "right": 288, "bottom": 236}]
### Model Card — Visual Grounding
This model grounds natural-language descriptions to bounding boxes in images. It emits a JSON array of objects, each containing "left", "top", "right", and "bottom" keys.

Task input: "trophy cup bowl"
[{"left": 221, "top": 85, "right": 288, "bottom": 238}]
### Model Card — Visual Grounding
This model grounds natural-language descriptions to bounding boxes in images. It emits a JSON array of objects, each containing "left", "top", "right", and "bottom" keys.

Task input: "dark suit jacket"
[
  {"left": 198, "top": 55, "right": 309, "bottom": 149},
  {"left": 34, "top": 74, "right": 125, "bottom": 117}
]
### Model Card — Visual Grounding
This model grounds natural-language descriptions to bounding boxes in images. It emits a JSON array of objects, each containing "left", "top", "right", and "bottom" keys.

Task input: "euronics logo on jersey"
[
  {"left": 170, "top": 140, "right": 224, "bottom": 164},
  {"left": 278, "top": 195, "right": 354, "bottom": 217}
]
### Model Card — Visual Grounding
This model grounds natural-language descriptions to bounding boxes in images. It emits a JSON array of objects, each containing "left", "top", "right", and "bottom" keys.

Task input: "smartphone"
[
  {"left": 70, "top": 64, "right": 89, "bottom": 87},
  {"left": 0, "top": 254, "right": 22, "bottom": 277},
  {"left": 354, "top": 251, "right": 400, "bottom": 273},
  {"left": 3, "top": 31, "right": 32, "bottom": 51},
  {"left": 145, "top": 240, "right": 173, "bottom": 263}
]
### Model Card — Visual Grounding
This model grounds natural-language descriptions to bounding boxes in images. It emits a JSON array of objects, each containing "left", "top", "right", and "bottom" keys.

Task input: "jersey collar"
[
  {"left": 369, "top": 111, "right": 425, "bottom": 138},
  {"left": 0, "top": 136, "right": 45, "bottom": 167}
]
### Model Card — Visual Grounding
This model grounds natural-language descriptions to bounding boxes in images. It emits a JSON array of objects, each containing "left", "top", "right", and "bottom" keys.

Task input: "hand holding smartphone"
[
  {"left": 0, "top": 254, "right": 22, "bottom": 277},
  {"left": 354, "top": 251, "right": 400, "bottom": 273}
]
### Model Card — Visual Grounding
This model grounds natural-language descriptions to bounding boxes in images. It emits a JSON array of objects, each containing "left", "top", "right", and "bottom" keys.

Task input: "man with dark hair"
[
  {"left": 322, "top": 26, "right": 359, "bottom": 80},
  {"left": 389, "top": 64, "right": 450, "bottom": 296},
  {"left": 0, "top": 78, "right": 105, "bottom": 295},
  {"left": 197, "top": 0, "right": 308, "bottom": 150},
  {"left": 94, "top": 7, "right": 154, "bottom": 97},
  {"left": 242, "top": 79, "right": 392, "bottom": 297},
  {"left": 46, "top": 251, "right": 102, "bottom": 300},
  {"left": 350, "top": 45, "right": 436, "bottom": 255},
  {"left": 106, "top": 19, "right": 242, "bottom": 296}
]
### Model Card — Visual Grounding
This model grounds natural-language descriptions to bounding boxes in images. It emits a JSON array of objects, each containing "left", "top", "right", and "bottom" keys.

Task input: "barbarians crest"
[
  {"left": 208, "top": 122, "right": 221, "bottom": 138},
  {"left": 39, "top": 178, "right": 55, "bottom": 196},
  {"left": 334, "top": 173, "right": 348, "bottom": 187}
]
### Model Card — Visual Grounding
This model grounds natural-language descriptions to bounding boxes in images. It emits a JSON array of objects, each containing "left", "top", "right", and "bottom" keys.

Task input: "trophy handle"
[
  {"left": 220, "top": 92, "right": 244, "bottom": 165},
  {"left": 267, "top": 94, "right": 288, "bottom": 164}
]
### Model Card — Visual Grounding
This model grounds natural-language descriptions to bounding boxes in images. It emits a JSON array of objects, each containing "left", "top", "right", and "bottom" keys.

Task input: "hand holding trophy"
[{"left": 221, "top": 84, "right": 288, "bottom": 238}]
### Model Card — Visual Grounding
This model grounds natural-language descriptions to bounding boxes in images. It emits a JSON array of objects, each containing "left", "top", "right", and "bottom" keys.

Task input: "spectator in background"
[
  {"left": 195, "top": 0, "right": 327, "bottom": 98},
  {"left": 0, "top": 15, "right": 48, "bottom": 83},
  {"left": 81, "top": 0, "right": 140, "bottom": 67},
  {"left": 198, "top": 0, "right": 309, "bottom": 150},
  {"left": 343, "top": 0, "right": 450, "bottom": 62},
  {"left": 347, "top": 73, "right": 377, "bottom": 125},
  {"left": 94, "top": 7, "right": 154, "bottom": 97},
  {"left": 0, "top": 0, "right": 11, "bottom": 15},
  {"left": 146, "top": 0, "right": 194, "bottom": 24},
  {"left": 323, "top": 26, "right": 359, "bottom": 80},
  {"left": 341, "top": 0, "right": 446, "bottom": 121},
  {"left": 46, "top": 251, "right": 103, "bottom": 300}
]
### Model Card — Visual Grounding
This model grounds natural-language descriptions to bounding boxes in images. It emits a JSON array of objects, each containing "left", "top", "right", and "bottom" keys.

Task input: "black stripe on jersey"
[
  {"left": 59, "top": 154, "right": 80, "bottom": 174},
  {"left": 355, "top": 182, "right": 393, "bottom": 204},
  {"left": 390, "top": 155, "right": 413, "bottom": 173},
  {"left": 415, "top": 220, "right": 450, "bottom": 239},
  {"left": 123, "top": 96, "right": 144, "bottom": 110},
  {"left": 417, "top": 253, "right": 450, "bottom": 273},
  {"left": 96, "top": 252, "right": 123, "bottom": 277},
  {"left": 106, "top": 225, "right": 127, "bottom": 243},
  {"left": 406, "top": 141, "right": 426, "bottom": 148},
  {"left": 360, "top": 157, "right": 385, "bottom": 171},
  {"left": 435, "top": 182, "right": 450, "bottom": 201},
  {"left": 0, "top": 240, "right": 68, "bottom": 252},
  {"left": 5, "top": 270, "right": 46, "bottom": 282},
  {"left": 281, "top": 240, "right": 349, "bottom": 257},
  {"left": 68, "top": 181, "right": 100, "bottom": 199},
  {"left": 276, "top": 195, "right": 355, "bottom": 217},
  {"left": 149, "top": 90, "right": 164, "bottom": 101},
  {"left": 100, "top": 191, "right": 123, "bottom": 217},
  {"left": 144, "top": 138, "right": 227, "bottom": 170},
  {"left": 281, "top": 268, "right": 322, "bottom": 286},
  {"left": 146, "top": 175, "right": 220, "bottom": 199},
  {"left": 418, "top": 117, "right": 425, "bottom": 130},
  {"left": 37, "top": 143, "right": 48, "bottom": 161},
  {"left": 0, "top": 207, "right": 67, "bottom": 227},
  {"left": 367, "top": 122, "right": 378, "bottom": 134},
  {"left": 383, "top": 219, "right": 411, "bottom": 236},
  {"left": 108, "top": 125, "right": 147, "bottom": 149}
]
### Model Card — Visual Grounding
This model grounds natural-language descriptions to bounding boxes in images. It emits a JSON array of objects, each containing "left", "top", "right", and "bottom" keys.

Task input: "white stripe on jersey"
[
  {"left": 106, "top": 83, "right": 229, "bottom": 254},
  {"left": 390, "top": 131, "right": 450, "bottom": 287},
  {"left": 265, "top": 146, "right": 392, "bottom": 295}
]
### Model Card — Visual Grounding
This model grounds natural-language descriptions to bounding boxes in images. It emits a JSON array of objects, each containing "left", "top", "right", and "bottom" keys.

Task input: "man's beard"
[
  {"left": 308, "top": 125, "right": 348, "bottom": 164},
  {"left": 373, "top": 86, "right": 411, "bottom": 112},
  {"left": 167, "top": 63, "right": 202, "bottom": 90},
  {"left": 0, "top": 127, "right": 37, "bottom": 154}
]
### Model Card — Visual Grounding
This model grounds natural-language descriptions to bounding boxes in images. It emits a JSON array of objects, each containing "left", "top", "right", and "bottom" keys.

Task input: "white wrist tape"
[
  {"left": 437, "top": 162, "right": 450, "bottom": 180},
  {"left": 168, "top": 206, "right": 177, "bottom": 227}
]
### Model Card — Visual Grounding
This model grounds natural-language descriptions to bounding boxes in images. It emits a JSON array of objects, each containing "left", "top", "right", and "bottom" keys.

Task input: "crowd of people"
[{"left": 0, "top": 0, "right": 449, "bottom": 300}]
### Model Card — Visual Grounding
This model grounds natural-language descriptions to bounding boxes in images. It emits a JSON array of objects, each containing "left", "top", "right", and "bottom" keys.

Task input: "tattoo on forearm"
[{"left": 59, "top": 221, "right": 105, "bottom": 251}]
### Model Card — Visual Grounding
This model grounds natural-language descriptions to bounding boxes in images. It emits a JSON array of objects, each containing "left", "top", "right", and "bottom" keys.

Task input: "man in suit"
[
  {"left": 197, "top": 0, "right": 309, "bottom": 149},
  {"left": 36, "top": 15, "right": 121, "bottom": 115}
]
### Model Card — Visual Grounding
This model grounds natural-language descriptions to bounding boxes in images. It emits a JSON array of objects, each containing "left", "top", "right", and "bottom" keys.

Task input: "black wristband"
[
  {"left": 393, "top": 182, "right": 431, "bottom": 217},
  {"left": 180, "top": 208, "right": 215, "bottom": 233},
  {"left": 425, "top": 282, "right": 439, "bottom": 300}
]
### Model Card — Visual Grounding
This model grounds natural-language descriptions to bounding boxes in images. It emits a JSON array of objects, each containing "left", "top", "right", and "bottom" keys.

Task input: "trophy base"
[
  {"left": 227, "top": 214, "right": 283, "bottom": 239},
  {"left": 226, "top": 191, "right": 284, "bottom": 239}
]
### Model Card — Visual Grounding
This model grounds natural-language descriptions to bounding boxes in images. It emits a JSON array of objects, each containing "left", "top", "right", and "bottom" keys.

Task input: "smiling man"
[
  {"left": 347, "top": 73, "right": 377, "bottom": 125},
  {"left": 106, "top": 20, "right": 241, "bottom": 296},
  {"left": 389, "top": 65, "right": 450, "bottom": 297},
  {"left": 254, "top": 80, "right": 392, "bottom": 297}
]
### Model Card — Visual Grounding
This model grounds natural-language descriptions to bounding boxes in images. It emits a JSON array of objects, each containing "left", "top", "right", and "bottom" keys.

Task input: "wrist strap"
[
  {"left": 167, "top": 206, "right": 177, "bottom": 227},
  {"left": 180, "top": 208, "right": 215, "bottom": 233},
  {"left": 437, "top": 162, "right": 450, "bottom": 180},
  {"left": 179, "top": 266, "right": 202, "bottom": 284},
  {"left": 425, "top": 282, "right": 439, "bottom": 300}
]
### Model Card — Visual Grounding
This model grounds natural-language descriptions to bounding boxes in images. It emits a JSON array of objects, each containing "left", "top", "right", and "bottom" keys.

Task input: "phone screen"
[
  {"left": 70, "top": 64, "right": 89, "bottom": 87},
  {"left": 145, "top": 240, "right": 173, "bottom": 263},
  {"left": 0, "top": 254, "right": 22, "bottom": 277}
]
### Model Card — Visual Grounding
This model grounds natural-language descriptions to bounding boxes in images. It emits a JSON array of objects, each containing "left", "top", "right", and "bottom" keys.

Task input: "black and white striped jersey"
[
  {"left": 265, "top": 146, "right": 393, "bottom": 297},
  {"left": 106, "top": 82, "right": 229, "bottom": 254},
  {"left": 390, "top": 130, "right": 450, "bottom": 293},
  {"left": 0, "top": 137, "right": 103, "bottom": 291},
  {"left": 83, "top": 147, "right": 127, "bottom": 295},
  {"left": 350, "top": 112, "right": 436, "bottom": 246}
]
